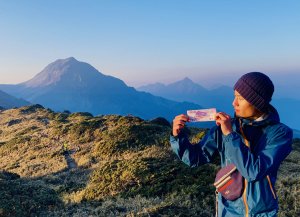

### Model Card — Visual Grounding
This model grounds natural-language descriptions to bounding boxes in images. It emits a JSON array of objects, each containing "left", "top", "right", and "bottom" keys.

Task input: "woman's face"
[{"left": 232, "top": 90, "right": 262, "bottom": 119}]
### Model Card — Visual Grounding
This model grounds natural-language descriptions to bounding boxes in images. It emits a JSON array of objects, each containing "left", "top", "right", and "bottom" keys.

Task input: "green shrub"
[
  {"left": 54, "top": 113, "right": 69, "bottom": 123},
  {"left": 94, "top": 123, "right": 169, "bottom": 157},
  {"left": 17, "top": 126, "right": 39, "bottom": 136},
  {"left": 69, "top": 112, "right": 93, "bottom": 118},
  {"left": 3, "top": 136, "right": 31, "bottom": 151},
  {"left": 19, "top": 104, "right": 45, "bottom": 114},
  {"left": 0, "top": 106, "right": 299, "bottom": 216},
  {"left": 0, "top": 171, "right": 20, "bottom": 180},
  {"left": 277, "top": 177, "right": 300, "bottom": 217},
  {"left": 83, "top": 155, "right": 217, "bottom": 204},
  {"left": 0, "top": 178, "right": 62, "bottom": 217},
  {"left": 68, "top": 119, "right": 104, "bottom": 143}
]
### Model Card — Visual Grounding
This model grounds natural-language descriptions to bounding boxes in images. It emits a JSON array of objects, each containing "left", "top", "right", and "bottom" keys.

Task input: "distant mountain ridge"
[
  {"left": 0, "top": 57, "right": 201, "bottom": 120},
  {"left": 138, "top": 78, "right": 300, "bottom": 131},
  {"left": 138, "top": 77, "right": 208, "bottom": 97},
  {"left": 293, "top": 129, "right": 300, "bottom": 139},
  {"left": 138, "top": 78, "right": 233, "bottom": 114},
  {"left": 1, "top": 57, "right": 298, "bottom": 130},
  {"left": 0, "top": 90, "right": 29, "bottom": 109}
]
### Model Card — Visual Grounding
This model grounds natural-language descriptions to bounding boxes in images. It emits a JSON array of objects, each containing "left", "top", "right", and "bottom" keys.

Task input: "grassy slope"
[{"left": 0, "top": 105, "right": 299, "bottom": 217}]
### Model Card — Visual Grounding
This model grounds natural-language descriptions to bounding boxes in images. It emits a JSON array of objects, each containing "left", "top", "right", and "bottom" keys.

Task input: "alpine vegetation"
[{"left": 0, "top": 105, "right": 299, "bottom": 216}]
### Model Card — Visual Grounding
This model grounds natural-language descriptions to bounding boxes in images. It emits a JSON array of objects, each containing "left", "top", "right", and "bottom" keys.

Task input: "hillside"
[{"left": 0, "top": 105, "right": 299, "bottom": 216}]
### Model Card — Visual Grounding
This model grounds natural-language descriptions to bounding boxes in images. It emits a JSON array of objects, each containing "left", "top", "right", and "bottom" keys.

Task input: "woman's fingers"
[
  {"left": 172, "top": 114, "right": 189, "bottom": 136},
  {"left": 215, "top": 112, "right": 233, "bottom": 135},
  {"left": 215, "top": 112, "right": 230, "bottom": 120},
  {"left": 174, "top": 114, "right": 189, "bottom": 122}
]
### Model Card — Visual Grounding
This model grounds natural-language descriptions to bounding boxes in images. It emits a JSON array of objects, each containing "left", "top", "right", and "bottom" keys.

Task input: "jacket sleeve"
[
  {"left": 170, "top": 126, "right": 219, "bottom": 167},
  {"left": 224, "top": 125, "right": 293, "bottom": 182}
]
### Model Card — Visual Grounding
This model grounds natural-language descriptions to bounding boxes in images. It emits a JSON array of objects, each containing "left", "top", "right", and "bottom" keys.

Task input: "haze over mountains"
[
  {"left": 0, "top": 90, "right": 29, "bottom": 109},
  {"left": 138, "top": 78, "right": 233, "bottom": 114},
  {"left": 0, "top": 57, "right": 298, "bottom": 130},
  {"left": 138, "top": 77, "right": 300, "bottom": 131},
  {"left": 0, "top": 57, "right": 200, "bottom": 120}
]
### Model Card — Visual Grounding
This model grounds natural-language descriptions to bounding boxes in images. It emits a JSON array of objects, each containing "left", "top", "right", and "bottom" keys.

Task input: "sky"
[{"left": 1, "top": 0, "right": 300, "bottom": 92}]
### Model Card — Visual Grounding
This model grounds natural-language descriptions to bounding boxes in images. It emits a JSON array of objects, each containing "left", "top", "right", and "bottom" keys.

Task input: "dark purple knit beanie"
[{"left": 234, "top": 72, "right": 274, "bottom": 113}]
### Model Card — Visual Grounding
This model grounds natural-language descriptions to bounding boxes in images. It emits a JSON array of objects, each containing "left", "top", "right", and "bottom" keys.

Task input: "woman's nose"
[{"left": 232, "top": 98, "right": 238, "bottom": 107}]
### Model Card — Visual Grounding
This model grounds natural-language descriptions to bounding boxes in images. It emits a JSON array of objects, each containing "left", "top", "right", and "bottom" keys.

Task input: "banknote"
[{"left": 187, "top": 108, "right": 217, "bottom": 122}]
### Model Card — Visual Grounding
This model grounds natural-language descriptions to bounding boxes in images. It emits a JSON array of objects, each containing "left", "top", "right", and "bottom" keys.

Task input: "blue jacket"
[{"left": 170, "top": 106, "right": 293, "bottom": 217}]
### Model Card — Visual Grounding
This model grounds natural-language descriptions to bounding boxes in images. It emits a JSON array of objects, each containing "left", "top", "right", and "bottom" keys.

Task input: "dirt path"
[{"left": 63, "top": 151, "right": 77, "bottom": 169}]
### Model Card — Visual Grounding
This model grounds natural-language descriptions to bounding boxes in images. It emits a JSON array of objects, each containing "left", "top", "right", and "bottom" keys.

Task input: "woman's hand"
[
  {"left": 172, "top": 114, "right": 189, "bottom": 137},
  {"left": 215, "top": 112, "right": 233, "bottom": 136}
]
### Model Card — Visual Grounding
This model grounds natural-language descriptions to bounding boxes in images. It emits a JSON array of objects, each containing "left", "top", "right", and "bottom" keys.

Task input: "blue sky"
[{"left": 1, "top": 0, "right": 300, "bottom": 90}]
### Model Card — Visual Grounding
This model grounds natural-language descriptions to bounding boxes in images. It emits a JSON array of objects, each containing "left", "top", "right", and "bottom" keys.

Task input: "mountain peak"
[
  {"left": 182, "top": 77, "right": 193, "bottom": 82},
  {"left": 66, "top": 56, "right": 77, "bottom": 61},
  {"left": 21, "top": 57, "right": 104, "bottom": 88},
  {"left": 48, "top": 57, "right": 78, "bottom": 66},
  {"left": 169, "top": 77, "right": 200, "bottom": 88},
  {"left": 172, "top": 77, "right": 196, "bottom": 86},
  {"left": 60, "top": 57, "right": 78, "bottom": 64}
]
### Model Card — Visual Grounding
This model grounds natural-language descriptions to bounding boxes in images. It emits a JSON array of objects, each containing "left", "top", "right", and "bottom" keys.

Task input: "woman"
[{"left": 170, "top": 72, "right": 293, "bottom": 216}]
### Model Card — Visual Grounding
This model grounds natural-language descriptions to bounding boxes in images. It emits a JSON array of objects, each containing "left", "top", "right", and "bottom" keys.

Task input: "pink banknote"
[{"left": 187, "top": 108, "right": 217, "bottom": 122}]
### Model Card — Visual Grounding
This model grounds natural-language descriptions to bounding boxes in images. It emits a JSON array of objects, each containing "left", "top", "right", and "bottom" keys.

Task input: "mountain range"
[
  {"left": 0, "top": 90, "right": 29, "bottom": 109},
  {"left": 138, "top": 78, "right": 300, "bottom": 131},
  {"left": 1, "top": 57, "right": 298, "bottom": 130},
  {"left": 138, "top": 77, "right": 233, "bottom": 114},
  {"left": 0, "top": 57, "right": 200, "bottom": 121}
]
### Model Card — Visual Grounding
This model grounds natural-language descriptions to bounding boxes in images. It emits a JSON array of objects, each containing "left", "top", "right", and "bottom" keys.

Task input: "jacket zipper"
[
  {"left": 243, "top": 179, "right": 249, "bottom": 217},
  {"left": 266, "top": 175, "right": 277, "bottom": 199},
  {"left": 239, "top": 120, "right": 277, "bottom": 217}
]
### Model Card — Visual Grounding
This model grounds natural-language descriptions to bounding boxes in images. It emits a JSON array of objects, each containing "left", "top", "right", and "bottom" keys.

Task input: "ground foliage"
[{"left": 0, "top": 105, "right": 299, "bottom": 216}]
